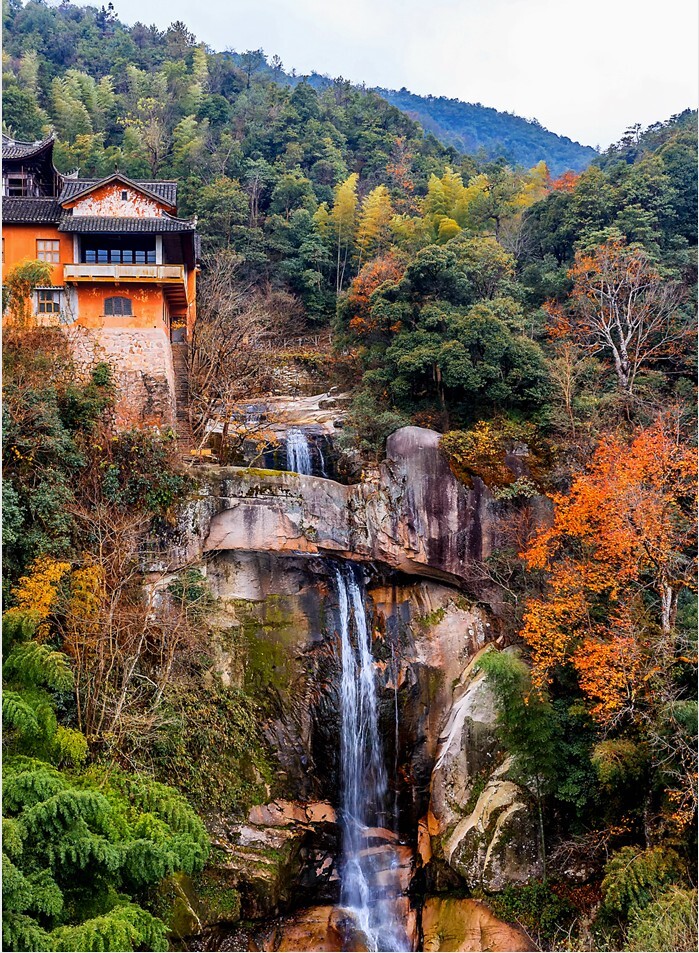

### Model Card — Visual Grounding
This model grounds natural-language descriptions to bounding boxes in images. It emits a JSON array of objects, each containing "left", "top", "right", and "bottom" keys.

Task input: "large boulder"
[
  {"left": 426, "top": 649, "right": 543, "bottom": 892},
  {"left": 421, "top": 897, "right": 535, "bottom": 952},
  {"left": 444, "top": 760, "right": 542, "bottom": 893},
  {"left": 428, "top": 648, "right": 501, "bottom": 832}
]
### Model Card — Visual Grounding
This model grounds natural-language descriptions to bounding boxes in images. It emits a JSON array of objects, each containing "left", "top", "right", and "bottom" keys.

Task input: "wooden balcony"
[{"left": 63, "top": 263, "right": 185, "bottom": 283}]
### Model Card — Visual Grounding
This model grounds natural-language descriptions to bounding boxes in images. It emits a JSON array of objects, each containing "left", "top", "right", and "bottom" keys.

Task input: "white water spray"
[
  {"left": 285, "top": 428, "right": 313, "bottom": 475},
  {"left": 334, "top": 565, "right": 409, "bottom": 952}
]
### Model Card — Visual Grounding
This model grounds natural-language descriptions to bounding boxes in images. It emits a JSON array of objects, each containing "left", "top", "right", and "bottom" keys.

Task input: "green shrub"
[
  {"left": 602, "top": 846, "right": 685, "bottom": 919},
  {"left": 625, "top": 887, "right": 698, "bottom": 952},
  {"left": 489, "top": 880, "right": 576, "bottom": 948}
]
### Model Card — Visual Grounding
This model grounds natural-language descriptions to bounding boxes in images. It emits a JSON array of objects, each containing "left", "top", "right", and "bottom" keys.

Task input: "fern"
[
  {"left": 3, "top": 642, "right": 74, "bottom": 694},
  {"left": 51, "top": 725, "right": 88, "bottom": 767},
  {"left": 2, "top": 818, "right": 24, "bottom": 860},
  {"left": 22, "top": 789, "right": 111, "bottom": 841},
  {"left": 2, "top": 912, "right": 51, "bottom": 952},
  {"left": 2, "top": 760, "right": 65, "bottom": 812},
  {"left": 49, "top": 902, "right": 168, "bottom": 953},
  {"left": 2, "top": 691, "right": 39, "bottom": 737},
  {"left": 1, "top": 609, "right": 41, "bottom": 646}
]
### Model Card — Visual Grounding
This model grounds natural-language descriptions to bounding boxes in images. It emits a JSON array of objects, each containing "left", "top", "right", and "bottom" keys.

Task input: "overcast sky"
[{"left": 110, "top": 0, "right": 698, "bottom": 148}]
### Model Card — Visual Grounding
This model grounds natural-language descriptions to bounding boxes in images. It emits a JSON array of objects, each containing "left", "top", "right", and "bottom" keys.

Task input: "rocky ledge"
[{"left": 155, "top": 427, "right": 504, "bottom": 588}]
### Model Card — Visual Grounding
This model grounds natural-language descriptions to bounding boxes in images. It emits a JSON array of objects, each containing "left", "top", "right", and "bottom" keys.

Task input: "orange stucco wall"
[
  {"left": 75, "top": 284, "right": 169, "bottom": 331},
  {"left": 2, "top": 224, "right": 73, "bottom": 286}
]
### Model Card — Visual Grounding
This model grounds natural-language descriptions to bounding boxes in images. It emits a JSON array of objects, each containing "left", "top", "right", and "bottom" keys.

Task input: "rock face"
[
  {"left": 205, "top": 798, "right": 340, "bottom": 922},
  {"left": 444, "top": 759, "right": 542, "bottom": 892},
  {"left": 421, "top": 898, "right": 535, "bottom": 952},
  {"left": 153, "top": 423, "right": 549, "bottom": 946},
  {"left": 154, "top": 427, "right": 500, "bottom": 588},
  {"left": 428, "top": 648, "right": 501, "bottom": 833},
  {"left": 427, "top": 652, "right": 543, "bottom": 892}
]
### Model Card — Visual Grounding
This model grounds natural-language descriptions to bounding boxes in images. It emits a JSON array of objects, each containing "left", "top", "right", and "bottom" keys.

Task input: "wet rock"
[
  {"left": 206, "top": 800, "right": 340, "bottom": 920},
  {"left": 421, "top": 897, "right": 535, "bottom": 952},
  {"left": 257, "top": 905, "right": 344, "bottom": 952}
]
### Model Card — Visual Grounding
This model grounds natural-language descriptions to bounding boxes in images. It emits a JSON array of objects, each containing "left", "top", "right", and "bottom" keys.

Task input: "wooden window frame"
[
  {"left": 104, "top": 296, "right": 133, "bottom": 317},
  {"left": 37, "top": 289, "right": 61, "bottom": 314},
  {"left": 36, "top": 239, "right": 60, "bottom": 263}
]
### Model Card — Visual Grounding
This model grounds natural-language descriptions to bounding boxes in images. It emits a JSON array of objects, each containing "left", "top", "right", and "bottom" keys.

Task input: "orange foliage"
[
  {"left": 6, "top": 555, "right": 72, "bottom": 638},
  {"left": 551, "top": 171, "right": 581, "bottom": 192},
  {"left": 347, "top": 253, "right": 405, "bottom": 338},
  {"left": 573, "top": 636, "right": 644, "bottom": 724},
  {"left": 520, "top": 416, "right": 697, "bottom": 719}
]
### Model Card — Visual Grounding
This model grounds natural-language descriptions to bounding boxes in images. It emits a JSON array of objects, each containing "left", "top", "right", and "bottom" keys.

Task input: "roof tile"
[
  {"left": 2, "top": 197, "right": 62, "bottom": 223},
  {"left": 58, "top": 215, "right": 195, "bottom": 233}
]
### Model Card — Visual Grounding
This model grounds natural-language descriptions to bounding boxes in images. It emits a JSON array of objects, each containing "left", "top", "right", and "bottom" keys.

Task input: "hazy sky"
[{"left": 111, "top": 0, "right": 698, "bottom": 148}]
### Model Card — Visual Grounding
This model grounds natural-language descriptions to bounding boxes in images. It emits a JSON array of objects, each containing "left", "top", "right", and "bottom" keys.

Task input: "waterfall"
[
  {"left": 285, "top": 428, "right": 313, "bottom": 475},
  {"left": 334, "top": 565, "right": 409, "bottom": 953},
  {"left": 317, "top": 440, "right": 329, "bottom": 479}
]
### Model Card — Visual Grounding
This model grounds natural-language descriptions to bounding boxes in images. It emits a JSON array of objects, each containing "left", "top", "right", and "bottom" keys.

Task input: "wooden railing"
[{"left": 63, "top": 263, "right": 184, "bottom": 282}]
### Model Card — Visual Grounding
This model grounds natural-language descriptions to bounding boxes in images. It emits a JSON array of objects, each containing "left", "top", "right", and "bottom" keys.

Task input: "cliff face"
[
  {"left": 157, "top": 427, "right": 543, "bottom": 951},
  {"left": 157, "top": 426, "right": 499, "bottom": 588}
]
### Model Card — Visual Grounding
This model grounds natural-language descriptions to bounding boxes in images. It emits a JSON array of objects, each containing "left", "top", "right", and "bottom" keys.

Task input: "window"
[
  {"left": 121, "top": 190, "right": 129, "bottom": 200},
  {"left": 104, "top": 296, "right": 133, "bottom": 317},
  {"left": 37, "top": 239, "right": 60, "bottom": 263},
  {"left": 37, "top": 290, "right": 61, "bottom": 314},
  {"left": 82, "top": 240, "right": 155, "bottom": 265}
]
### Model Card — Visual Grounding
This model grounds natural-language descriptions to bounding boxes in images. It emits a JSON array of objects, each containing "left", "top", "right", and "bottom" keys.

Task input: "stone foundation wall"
[{"left": 66, "top": 325, "right": 176, "bottom": 430}]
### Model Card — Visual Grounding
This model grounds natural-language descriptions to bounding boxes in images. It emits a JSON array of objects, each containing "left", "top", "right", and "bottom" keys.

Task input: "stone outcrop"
[
  {"left": 428, "top": 648, "right": 501, "bottom": 833},
  {"left": 155, "top": 422, "right": 551, "bottom": 947},
  {"left": 426, "top": 650, "right": 543, "bottom": 892},
  {"left": 444, "top": 759, "right": 542, "bottom": 892},
  {"left": 421, "top": 898, "right": 535, "bottom": 952},
  {"left": 205, "top": 799, "right": 340, "bottom": 922},
  {"left": 154, "top": 426, "right": 501, "bottom": 588}
]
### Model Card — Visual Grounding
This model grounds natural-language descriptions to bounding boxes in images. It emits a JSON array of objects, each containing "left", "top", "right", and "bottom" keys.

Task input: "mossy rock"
[{"left": 194, "top": 867, "right": 242, "bottom": 926}]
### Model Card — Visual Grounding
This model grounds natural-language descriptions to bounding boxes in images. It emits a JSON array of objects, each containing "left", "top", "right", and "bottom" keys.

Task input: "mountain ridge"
[{"left": 230, "top": 56, "right": 598, "bottom": 176}]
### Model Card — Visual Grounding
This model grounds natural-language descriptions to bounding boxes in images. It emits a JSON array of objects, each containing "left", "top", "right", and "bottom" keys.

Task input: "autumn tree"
[
  {"left": 521, "top": 415, "right": 696, "bottom": 705},
  {"left": 355, "top": 184, "right": 394, "bottom": 267},
  {"left": 2, "top": 260, "right": 53, "bottom": 327},
  {"left": 316, "top": 172, "right": 359, "bottom": 294},
  {"left": 566, "top": 239, "right": 689, "bottom": 396},
  {"left": 187, "top": 250, "right": 304, "bottom": 455},
  {"left": 345, "top": 252, "right": 405, "bottom": 340}
]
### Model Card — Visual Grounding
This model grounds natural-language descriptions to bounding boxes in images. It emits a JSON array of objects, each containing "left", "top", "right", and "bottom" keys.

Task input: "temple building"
[{"left": 2, "top": 133, "right": 198, "bottom": 429}]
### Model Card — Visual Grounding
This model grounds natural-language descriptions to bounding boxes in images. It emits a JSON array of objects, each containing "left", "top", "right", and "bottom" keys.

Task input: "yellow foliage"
[{"left": 6, "top": 556, "right": 72, "bottom": 639}]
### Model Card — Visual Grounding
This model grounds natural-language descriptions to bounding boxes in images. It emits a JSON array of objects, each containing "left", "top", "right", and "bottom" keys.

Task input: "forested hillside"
[
  {"left": 2, "top": 2, "right": 697, "bottom": 952},
  {"left": 377, "top": 87, "right": 598, "bottom": 175}
]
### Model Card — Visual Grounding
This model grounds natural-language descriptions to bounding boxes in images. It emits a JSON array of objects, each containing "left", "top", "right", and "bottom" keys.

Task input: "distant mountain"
[
  {"left": 241, "top": 59, "right": 599, "bottom": 177},
  {"left": 377, "top": 87, "right": 598, "bottom": 177}
]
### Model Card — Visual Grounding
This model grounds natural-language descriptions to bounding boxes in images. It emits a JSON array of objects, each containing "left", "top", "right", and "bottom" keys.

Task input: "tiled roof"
[
  {"left": 58, "top": 177, "right": 177, "bottom": 206},
  {"left": 2, "top": 197, "right": 62, "bottom": 223},
  {"left": 58, "top": 215, "right": 196, "bottom": 233},
  {"left": 2, "top": 135, "right": 56, "bottom": 160}
]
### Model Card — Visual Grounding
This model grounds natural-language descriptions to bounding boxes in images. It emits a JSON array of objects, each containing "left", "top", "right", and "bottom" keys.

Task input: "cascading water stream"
[
  {"left": 285, "top": 427, "right": 313, "bottom": 475},
  {"left": 334, "top": 565, "right": 409, "bottom": 953}
]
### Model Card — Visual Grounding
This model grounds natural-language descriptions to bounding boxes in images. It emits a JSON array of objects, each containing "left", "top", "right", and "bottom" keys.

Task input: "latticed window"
[
  {"left": 37, "top": 290, "right": 61, "bottom": 313},
  {"left": 104, "top": 296, "right": 133, "bottom": 316},
  {"left": 36, "top": 239, "right": 60, "bottom": 263}
]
